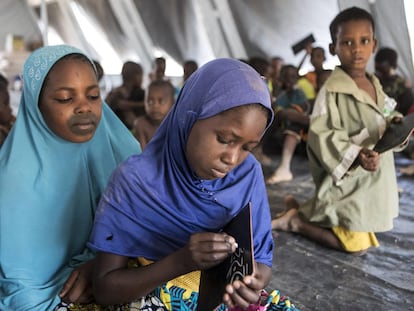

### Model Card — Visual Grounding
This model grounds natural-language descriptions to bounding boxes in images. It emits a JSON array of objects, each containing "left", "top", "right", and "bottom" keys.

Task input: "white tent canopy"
[{"left": 1, "top": 0, "right": 413, "bottom": 84}]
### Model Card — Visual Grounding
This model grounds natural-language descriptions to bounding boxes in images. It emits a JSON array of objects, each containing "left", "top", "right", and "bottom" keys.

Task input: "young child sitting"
[
  {"left": 105, "top": 61, "right": 146, "bottom": 129},
  {"left": 374, "top": 46, "right": 414, "bottom": 116},
  {"left": 88, "top": 58, "right": 298, "bottom": 310},
  {"left": 272, "top": 7, "right": 401, "bottom": 255},
  {"left": 266, "top": 64, "right": 310, "bottom": 184},
  {"left": 132, "top": 80, "right": 175, "bottom": 149}
]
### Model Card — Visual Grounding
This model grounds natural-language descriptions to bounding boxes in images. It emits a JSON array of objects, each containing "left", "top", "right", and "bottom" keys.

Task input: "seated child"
[
  {"left": 132, "top": 80, "right": 175, "bottom": 149},
  {"left": 106, "top": 61, "right": 146, "bottom": 129},
  {"left": 267, "top": 64, "right": 310, "bottom": 184},
  {"left": 375, "top": 47, "right": 414, "bottom": 116}
]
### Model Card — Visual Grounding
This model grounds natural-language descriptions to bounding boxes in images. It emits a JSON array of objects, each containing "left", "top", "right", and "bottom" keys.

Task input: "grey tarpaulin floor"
[{"left": 262, "top": 151, "right": 414, "bottom": 311}]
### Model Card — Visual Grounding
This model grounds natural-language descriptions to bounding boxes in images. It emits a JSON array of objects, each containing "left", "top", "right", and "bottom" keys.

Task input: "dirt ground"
[{"left": 262, "top": 151, "right": 414, "bottom": 311}]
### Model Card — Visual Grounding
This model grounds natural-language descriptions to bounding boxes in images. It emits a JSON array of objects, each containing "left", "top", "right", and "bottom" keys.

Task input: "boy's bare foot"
[
  {"left": 271, "top": 208, "right": 300, "bottom": 232},
  {"left": 274, "top": 194, "right": 300, "bottom": 218},
  {"left": 266, "top": 170, "right": 293, "bottom": 185},
  {"left": 285, "top": 194, "right": 300, "bottom": 209}
]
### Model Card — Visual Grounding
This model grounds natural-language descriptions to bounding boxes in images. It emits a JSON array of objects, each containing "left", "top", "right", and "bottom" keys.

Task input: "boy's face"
[
  {"left": 39, "top": 58, "right": 102, "bottom": 143},
  {"left": 145, "top": 86, "right": 174, "bottom": 122},
  {"left": 186, "top": 105, "right": 267, "bottom": 180},
  {"left": 375, "top": 61, "right": 392, "bottom": 78},
  {"left": 282, "top": 67, "right": 298, "bottom": 90},
  {"left": 329, "top": 20, "right": 377, "bottom": 75},
  {"left": 310, "top": 48, "right": 325, "bottom": 70}
]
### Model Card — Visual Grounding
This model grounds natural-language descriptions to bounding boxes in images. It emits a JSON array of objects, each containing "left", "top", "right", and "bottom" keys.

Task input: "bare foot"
[
  {"left": 400, "top": 164, "right": 414, "bottom": 176},
  {"left": 274, "top": 194, "right": 300, "bottom": 218},
  {"left": 271, "top": 208, "right": 300, "bottom": 232},
  {"left": 266, "top": 170, "right": 293, "bottom": 185},
  {"left": 284, "top": 194, "right": 300, "bottom": 209}
]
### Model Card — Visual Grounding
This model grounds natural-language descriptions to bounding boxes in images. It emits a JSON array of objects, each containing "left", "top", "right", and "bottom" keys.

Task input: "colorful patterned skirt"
[
  {"left": 54, "top": 258, "right": 299, "bottom": 311},
  {"left": 55, "top": 285, "right": 298, "bottom": 311}
]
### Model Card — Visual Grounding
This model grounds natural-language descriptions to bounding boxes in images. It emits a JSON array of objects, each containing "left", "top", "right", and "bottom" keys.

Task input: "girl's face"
[
  {"left": 39, "top": 58, "right": 102, "bottom": 143},
  {"left": 330, "top": 19, "right": 377, "bottom": 76},
  {"left": 186, "top": 105, "right": 268, "bottom": 180}
]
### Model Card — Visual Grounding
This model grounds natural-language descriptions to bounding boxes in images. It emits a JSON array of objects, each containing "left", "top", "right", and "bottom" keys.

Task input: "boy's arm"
[{"left": 308, "top": 91, "right": 363, "bottom": 183}]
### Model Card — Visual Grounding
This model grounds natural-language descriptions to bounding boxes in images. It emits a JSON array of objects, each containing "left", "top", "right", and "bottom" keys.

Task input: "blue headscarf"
[
  {"left": 0, "top": 45, "right": 140, "bottom": 310},
  {"left": 88, "top": 58, "right": 274, "bottom": 267}
]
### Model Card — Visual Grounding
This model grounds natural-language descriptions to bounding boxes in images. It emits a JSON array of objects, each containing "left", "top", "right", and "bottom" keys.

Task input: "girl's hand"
[
  {"left": 358, "top": 148, "right": 380, "bottom": 171},
  {"left": 182, "top": 232, "right": 237, "bottom": 271},
  {"left": 59, "top": 259, "right": 95, "bottom": 303},
  {"left": 222, "top": 263, "right": 271, "bottom": 309}
]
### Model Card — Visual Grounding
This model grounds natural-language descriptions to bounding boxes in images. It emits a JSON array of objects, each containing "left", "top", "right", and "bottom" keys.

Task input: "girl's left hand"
[{"left": 222, "top": 263, "right": 271, "bottom": 309}]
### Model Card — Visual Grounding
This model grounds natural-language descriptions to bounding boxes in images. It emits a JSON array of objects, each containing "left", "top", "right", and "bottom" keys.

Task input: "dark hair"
[
  {"left": 0, "top": 73, "right": 9, "bottom": 88},
  {"left": 154, "top": 57, "right": 166, "bottom": 67},
  {"left": 280, "top": 64, "right": 298, "bottom": 78},
  {"left": 375, "top": 47, "right": 398, "bottom": 68},
  {"left": 311, "top": 47, "right": 325, "bottom": 57},
  {"left": 248, "top": 57, "right": 270, "bottom": 77},
  {"left": 329, "top": 7, "right": 375, "bottom": 44},
  {"left": 93, "top": 60, "right": 104, "bottom": 82},
  {"left": 183, "top": 60, "right": 198, "bottom": 72},
  {"left": 148, "top": 80, "right": 175, "bottom": 98},
  {"left": 121, "top": 61, "right": 143, "bottom": 81}
]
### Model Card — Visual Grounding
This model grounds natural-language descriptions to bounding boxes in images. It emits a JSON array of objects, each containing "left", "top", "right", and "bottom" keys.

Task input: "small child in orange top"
[{"left": 132, "top": 80, "right": 175, "bottom": 149}]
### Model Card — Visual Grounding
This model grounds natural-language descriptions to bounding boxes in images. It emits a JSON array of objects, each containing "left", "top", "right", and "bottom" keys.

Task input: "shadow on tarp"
[{"left": 263, "top": 152, "right": 414, "bottom": 311}]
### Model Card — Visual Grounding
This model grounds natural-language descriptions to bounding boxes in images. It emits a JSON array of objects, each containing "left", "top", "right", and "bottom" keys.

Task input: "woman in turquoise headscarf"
[{"left": 0, "top": 45, "right": 140, "bottom": 310}]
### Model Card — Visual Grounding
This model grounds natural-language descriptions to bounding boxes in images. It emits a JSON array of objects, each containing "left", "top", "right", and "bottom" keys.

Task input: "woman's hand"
[
  {"left": 222, "top": 263, "right": 272, "bottom": 309},
  {"left": 59, "top": 259, "right": 95, "bottom": 304}
]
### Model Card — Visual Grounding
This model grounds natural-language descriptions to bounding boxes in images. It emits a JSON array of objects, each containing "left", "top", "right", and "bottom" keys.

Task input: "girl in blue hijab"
[
  {"left": 88, "top": 58, "right": 298, "bottom": 310},
  {"left": 0, "top": 45, "right": 140, "bottom": 310}
]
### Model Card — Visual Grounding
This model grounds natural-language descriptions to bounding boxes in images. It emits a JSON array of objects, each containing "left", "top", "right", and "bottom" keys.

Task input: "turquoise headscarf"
[{"left": 0, "top": 45, "right": 140, "bottom": 310}]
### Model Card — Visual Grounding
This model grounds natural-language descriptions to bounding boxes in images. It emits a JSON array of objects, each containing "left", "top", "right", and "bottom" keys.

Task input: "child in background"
[
  {"left": 88, "top": 59, "right": 298, "bottom": 310},
  {"left": 0, "top": 74, "right": 15, "bottom": 148},
  {"left": 0, "top": 45, "right": 140, "bottom": 310},
  {"left": 105, "top": 61, "right": 146, "bottom": 129},
  {"left": 132, "top": 80, "right": 175, "bottom": 149},
  {"left": 183, "top": 59, "right": 198, "bottom": 83},
  {"left": 374, "top": 47, "right": 414, "bottom": 115},
  {"left": 297, "top": 45, "right": 331, "bottom": 106},
  {"left": 272, "top": 7, "right": 401, "bottom": 255},
  {"left": 266, "top": 64, "right": 310, "bottom": 184},
  {"left": 269, "top": 56, "right": 285, "bottom": 100}
]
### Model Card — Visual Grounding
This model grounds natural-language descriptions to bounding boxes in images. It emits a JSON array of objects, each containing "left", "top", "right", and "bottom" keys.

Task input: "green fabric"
[{"left": 299, "top": 67, "right": 399, "bottom": 232}]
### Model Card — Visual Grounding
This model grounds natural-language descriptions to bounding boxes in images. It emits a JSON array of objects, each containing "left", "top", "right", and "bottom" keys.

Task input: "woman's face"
[
  {"left": 39, "top": 57, "right": 102, "bottom": 143},
  {"left": 186, "top": 105, "right": 268, "bottom": 180}
]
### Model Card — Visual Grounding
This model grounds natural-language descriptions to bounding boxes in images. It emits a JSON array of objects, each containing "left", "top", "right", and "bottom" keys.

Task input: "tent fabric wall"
[
  {"left": 1, "top": 0, "right": 413, "bottom": 82},
  {"left": 0, "top": 0, "right": 41, "bottom": 51}
]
